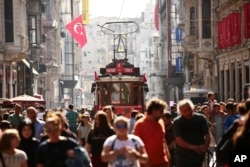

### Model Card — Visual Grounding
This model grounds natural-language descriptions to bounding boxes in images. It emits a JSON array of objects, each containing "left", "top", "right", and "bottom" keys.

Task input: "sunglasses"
[{"left": 115, "top": 123, "right": 127, "bottom": 129}]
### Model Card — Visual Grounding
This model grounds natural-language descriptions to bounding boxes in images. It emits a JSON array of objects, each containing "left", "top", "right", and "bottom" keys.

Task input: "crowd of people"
[{"left": 0, "top": 93, "right": 249, "bottom": 167}]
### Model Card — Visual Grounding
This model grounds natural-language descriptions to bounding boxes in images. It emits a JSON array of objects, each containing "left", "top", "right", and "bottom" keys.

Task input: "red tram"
[{"left": 90, "top": 21, "right": 149, "bottom": 117}]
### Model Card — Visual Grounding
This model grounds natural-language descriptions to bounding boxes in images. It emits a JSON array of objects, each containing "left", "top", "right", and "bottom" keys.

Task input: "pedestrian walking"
[
  {"left": 18, "top": 118, "right": 39, "bottom": 167},
  {"left": 7, "top": 104, "right": 24, "bottom": 129},
  {"left": 210, "top": 103, "right": 225, "bottom": 144},
  {"left": 128, "top": 110, "right": 138, "bottom": 134},
  {"left": 101, "top": 115, "right": 148, "bottom": 167},
  {"left": 35, "top": 113, "right": 81, "bottom": 167},
  {"left": 26, "top": 106, "right": 45, "bottom": 140},
  {"left": 77, "top": 112, "right": 92, "bottom": 147},
  {"left": 40, "top": 111, "right": 77, "bottom": 142},
  {"left": 134, "top": 97, "right": 170, "bottom": 167},
  {"left": 86, "top": 110, "right": 115, "bottom": 167},
  {"left": 66, "top": 104, "right": 79, "bottom": 134},
  {"left": 0, "top": 129, "right": 28, "bottom": 167},
  {"left": 173, "top": 99, "right": 210, "bottom": 167},
  {"left": 162, "top": 110, "right": 175, "bottom": 167},
  {"left": 103, "top": 105, "right": 116, "bottom": 126}
]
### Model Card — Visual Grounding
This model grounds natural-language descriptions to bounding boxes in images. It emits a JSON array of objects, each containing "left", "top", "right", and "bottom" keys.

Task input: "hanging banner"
[
  {"left": 176, "top": 57, "right": 183, "bottom": 73},
  {"left": 154, "top": 0, "right": 159, "bottom": 31},
  {"left": 217, "top": 20, "right": 223, "bottom": 49},
  {"left": 82, "top": 0, "right": 89, "bottom": 25},
  {"left": 66, "top": 15, "right": 87, "bottom": 48},
  {"left": 224, "top": 16, "right": 232, "bottom": 48},
  {"left": 220, "top": 18, "right": 227, "bottom": 49},
  {"left": 229, "top": 13, "right": 241, "bottom": 45},
  {"left": 176, "top": 27, "right": 182, "bottom": 43},
  {"left": 244, "top": 3, "right": 250, "bottom": 38}
]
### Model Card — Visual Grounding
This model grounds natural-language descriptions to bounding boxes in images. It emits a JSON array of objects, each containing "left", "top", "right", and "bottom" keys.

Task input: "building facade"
[{"left": 0, "top": 0, "right": 63, "bottom": 109}]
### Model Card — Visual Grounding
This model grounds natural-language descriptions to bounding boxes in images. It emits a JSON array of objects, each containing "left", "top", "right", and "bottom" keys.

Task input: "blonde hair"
[
  {"left": 114, "top": 115, "right": 129, "bottom": 127},
  {"left": 0, "top": 129, "right": 20, "bottom": 151}
]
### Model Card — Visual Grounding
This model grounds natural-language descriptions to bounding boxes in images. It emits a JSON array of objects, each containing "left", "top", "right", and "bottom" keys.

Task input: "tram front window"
[
  {"left": 111, "top": 83, "right": 120, "bottom": 104},
  {"left": 111, "top": 83, "right": 131, "bottom": 104}
]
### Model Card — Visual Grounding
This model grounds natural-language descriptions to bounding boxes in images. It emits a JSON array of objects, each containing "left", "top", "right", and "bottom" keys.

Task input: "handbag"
[{"left": 0, "top": 152, "right": 6, "bottom": 167}]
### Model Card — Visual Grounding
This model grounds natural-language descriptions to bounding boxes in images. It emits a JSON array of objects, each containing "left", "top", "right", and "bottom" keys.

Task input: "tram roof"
[{"left": 96, "top": 75, "right": 144, "bottom": 82}]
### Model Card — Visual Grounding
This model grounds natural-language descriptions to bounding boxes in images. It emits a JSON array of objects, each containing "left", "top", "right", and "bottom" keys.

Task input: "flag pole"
[{"left": 71, "top": 0, "right": 75, "bottom": 104}]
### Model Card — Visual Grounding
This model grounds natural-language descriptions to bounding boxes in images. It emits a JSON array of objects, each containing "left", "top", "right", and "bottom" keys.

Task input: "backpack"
[{"left": 65, "top": 146, "right": 92, "bottom": 167}]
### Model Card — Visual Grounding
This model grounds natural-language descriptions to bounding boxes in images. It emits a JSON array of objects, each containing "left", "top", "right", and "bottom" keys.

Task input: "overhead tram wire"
[{"left": 118, "top": 0, "right": 125, "bottom": 21}]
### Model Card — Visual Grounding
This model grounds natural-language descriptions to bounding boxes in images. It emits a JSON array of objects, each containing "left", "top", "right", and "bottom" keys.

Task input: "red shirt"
[{"left": 134, "top": 115, "right": 169, "bottom": 165}]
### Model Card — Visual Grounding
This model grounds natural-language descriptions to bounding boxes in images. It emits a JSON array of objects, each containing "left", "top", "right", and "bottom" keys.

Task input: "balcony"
[{"left": 43, "top": 19, "right": 58, "bottom": 28}]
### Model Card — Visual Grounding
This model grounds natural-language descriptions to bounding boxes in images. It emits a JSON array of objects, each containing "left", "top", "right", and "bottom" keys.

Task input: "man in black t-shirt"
[{"left": 173, "top": 99, "right": 210, "bottom": 167}]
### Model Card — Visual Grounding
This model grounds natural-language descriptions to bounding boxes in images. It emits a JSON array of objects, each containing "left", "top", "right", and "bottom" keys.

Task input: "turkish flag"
[
  {"left": 66, "top": 15, "right": 87, "bottom": 48},
  {"left": 244, "top": 3, "right": 250, "bottom": 38},
  {"left": 229, "top": 13, "right": 241, "bottom": 45}
]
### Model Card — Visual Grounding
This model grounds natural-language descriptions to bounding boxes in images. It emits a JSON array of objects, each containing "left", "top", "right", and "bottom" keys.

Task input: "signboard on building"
[
  {"left": 82, "top": 0, "right": 89, "bottom": 24},
  {"left": 176, "top": 57, "right": 183, "bottom": 73}
]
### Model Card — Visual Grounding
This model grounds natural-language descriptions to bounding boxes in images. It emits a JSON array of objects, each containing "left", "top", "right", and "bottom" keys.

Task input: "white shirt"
[{"left": 103, "top": 134, "right": 144, "bottom": 167}]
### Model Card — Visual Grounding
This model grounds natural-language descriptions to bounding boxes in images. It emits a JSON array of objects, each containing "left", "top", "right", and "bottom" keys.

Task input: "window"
[
  {"left": 110, "top": 83, "right": 131, "bottom": 104},
  {"left": 202, "top": 0, "right": 211, "bottom": 38},
  {"left": 4, "top": 0, "right": 14, "bottom": 42},
  {"left": 28, "top": 16, "right": 37, "bottom": 44},
  {"left": 190, "top": 7, "right": 195, "bottom": 36},
  {"left": 111, "top": 83, "right": 121, "bottom": 104}
]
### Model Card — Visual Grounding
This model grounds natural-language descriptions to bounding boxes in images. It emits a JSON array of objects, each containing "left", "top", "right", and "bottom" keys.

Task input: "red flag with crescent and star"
[{"left": 66, "top": 15, "right": 87, "bottom": 48}]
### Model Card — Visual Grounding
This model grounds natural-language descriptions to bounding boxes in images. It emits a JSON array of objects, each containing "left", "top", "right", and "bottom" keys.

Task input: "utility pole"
[{"left": 71, "top": 0, "right": 75, "bottom": 104}]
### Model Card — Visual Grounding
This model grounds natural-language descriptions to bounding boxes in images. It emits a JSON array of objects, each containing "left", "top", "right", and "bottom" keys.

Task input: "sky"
[{"left": 89, "top": 0, "right": 151, "bottom": 18}]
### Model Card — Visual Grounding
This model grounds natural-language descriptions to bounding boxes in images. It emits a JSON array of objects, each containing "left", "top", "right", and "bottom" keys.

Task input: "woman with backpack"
[{"left": 101, "top": 115, "right": 148, "bottom": 167}]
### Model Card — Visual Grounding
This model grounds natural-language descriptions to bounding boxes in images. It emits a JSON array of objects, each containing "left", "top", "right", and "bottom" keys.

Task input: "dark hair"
[
  {"left": 2, "top": 113, "right": 9, "bottom": 120},
  {"left": 207, "top": 92, "right": 214, "bottom": 98},
  {"left": 236, "top": 102, "right": 247, "bottom": 115},
  {"left": 162, "top": 111, "right": 172, "bottom": 119},
  {"left": 94, "top": 111, "right": 112, "bottom": 136},
  {"left": 225, "top": 102, "right": 235, "bottom": 111},
  {"left": 39, "top": 105, "right": 45, "bottom": 110},
  {"left": 146, "top": 98, "right": 167, "bottom": 114},
  {"left": 0, "top": 120, "right": 11, "bottom": 129},
  {"left": 135, "top": 113, "right": 144, "bottom": 121},
  {"left": 18, "top": 118, "right": 35, "bottom": 139},
  {"left": 170, "top": 106, "right": 176, "bottom": 110},
  {"left": 68, "top": 104, "right": 74, "bottom": 110},
  {"left": 130, "top": 110, "right": 138, "bottom": 118}
]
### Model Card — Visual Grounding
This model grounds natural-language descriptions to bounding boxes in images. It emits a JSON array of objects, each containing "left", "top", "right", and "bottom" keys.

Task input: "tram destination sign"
[{"left": 106, "top": 67, "right": 134, "bottom": 74}]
